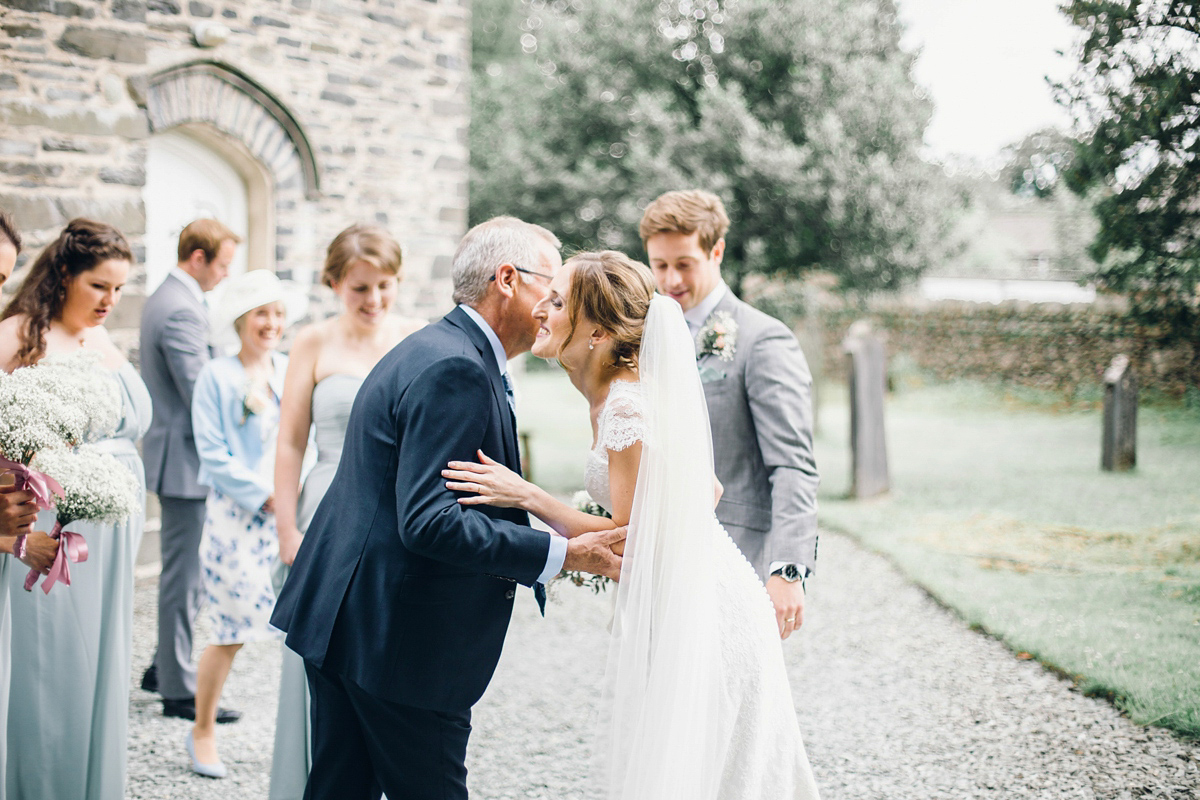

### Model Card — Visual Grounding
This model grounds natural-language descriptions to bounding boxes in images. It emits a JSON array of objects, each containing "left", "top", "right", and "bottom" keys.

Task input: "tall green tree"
[
  {"left": 470, "top": 0, "right": 953, "bottom": 295},
  {"left": 1058, "top": 1, "right": 1200, "bottom": 332}
]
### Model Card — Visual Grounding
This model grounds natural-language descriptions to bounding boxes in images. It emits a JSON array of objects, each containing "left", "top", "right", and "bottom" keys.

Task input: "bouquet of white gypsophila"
[
  {"left": 24, "top": 445, "right": 140, "bottom": 594},
  {"left": 0, "top": 350, "right": 121, "bottom": 465},
  {"left": 0, "top": 351, "right": 127, "bottom": 594},
  {"left": 553, "top": 490, "right": 614, "bottom": 595}
]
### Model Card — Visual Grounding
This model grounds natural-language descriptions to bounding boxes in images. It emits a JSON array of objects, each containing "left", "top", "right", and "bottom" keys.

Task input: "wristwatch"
[{"left": 771, "top": 563, "right": 807, "bottom": 589}]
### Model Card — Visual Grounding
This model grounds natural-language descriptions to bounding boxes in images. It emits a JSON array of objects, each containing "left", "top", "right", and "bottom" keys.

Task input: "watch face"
[{"left": 782, "top": 564, "right": 801, "bottom": 582}]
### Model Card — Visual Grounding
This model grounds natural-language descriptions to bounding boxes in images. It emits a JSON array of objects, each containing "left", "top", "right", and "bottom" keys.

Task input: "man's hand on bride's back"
[
  {"left": 564, "top": 526, "right": 625, "bottom": 581},
  {"left": 444, "top": 450, "right": 532, "bottom": 509}
]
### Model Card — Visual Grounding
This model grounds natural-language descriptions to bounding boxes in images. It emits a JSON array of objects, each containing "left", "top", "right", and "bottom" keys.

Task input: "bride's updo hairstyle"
[
  {"left": 560, "top": 250, "right": 655, "bottom": 372},
  {"left": 1, "top": 218, "right": 131, "bottom": 366}
]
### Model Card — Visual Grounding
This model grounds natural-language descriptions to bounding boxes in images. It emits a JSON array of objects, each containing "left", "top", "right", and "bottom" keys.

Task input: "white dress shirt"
[
  {"left": 457, "top": 305, "right": 567, "bottom": 583},
  {"left": 683, "top": 281, "right": 729, "bottom": 337}
]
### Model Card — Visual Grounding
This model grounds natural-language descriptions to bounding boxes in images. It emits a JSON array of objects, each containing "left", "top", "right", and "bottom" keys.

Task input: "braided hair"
[{"left": 0, "top": 218, "right": 132, "bottom": 366}]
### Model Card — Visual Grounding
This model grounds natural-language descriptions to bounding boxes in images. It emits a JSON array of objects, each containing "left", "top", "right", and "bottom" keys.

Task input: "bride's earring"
[{"left": 589, "top": 341, "right": 595, "bottom": 350}]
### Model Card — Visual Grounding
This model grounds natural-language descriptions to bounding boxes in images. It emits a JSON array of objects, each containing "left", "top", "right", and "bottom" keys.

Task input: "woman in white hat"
[{"left": 186, "top": 268, "right": 305, "bottom": 778}]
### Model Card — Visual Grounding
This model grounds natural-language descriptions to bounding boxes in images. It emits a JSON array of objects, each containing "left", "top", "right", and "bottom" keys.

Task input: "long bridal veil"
[{"left": 594, "top": 294, "right": 732, "bottom": 800}]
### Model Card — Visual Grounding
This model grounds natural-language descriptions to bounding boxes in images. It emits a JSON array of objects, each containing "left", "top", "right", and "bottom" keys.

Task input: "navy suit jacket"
[{"left": 271, "top": 307, "right": 553, "bottom": 712}]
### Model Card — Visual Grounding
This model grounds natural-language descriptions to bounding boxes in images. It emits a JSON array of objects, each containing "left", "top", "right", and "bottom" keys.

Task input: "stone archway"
[
  {"left": 131, "top": 60, "right": 320, "bottom": 199},
  {"left": 129, "top": 60, "right": 321, "bottom": 280}
]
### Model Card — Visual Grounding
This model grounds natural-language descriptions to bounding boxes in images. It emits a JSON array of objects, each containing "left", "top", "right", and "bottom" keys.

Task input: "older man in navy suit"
[{"left": 272, "top": 216, "right": 624, "bottom": 800}]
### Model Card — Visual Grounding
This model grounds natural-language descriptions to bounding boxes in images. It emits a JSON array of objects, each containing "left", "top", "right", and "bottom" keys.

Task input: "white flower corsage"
[
  {"left": 240, "top": 379, "right": 272, "bottom": 426},
  {"left": 696, "top": 311, "right": 738, "bottom": 362}
]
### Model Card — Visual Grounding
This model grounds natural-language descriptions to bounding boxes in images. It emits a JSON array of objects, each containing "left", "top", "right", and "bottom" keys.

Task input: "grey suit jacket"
[
  {"left": 699, "top": 291, "right": 819, "bottom": 579},
  {"left": 140, "top": 273, "right": 212, "bottom": 499}
]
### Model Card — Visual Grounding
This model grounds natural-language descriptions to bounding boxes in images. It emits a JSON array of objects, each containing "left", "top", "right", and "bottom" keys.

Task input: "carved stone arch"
[
  {"left": 131, "top": 60, "right": 320, "bottom": 280},
  {"left": 131, "top": 60, "right": 320, "bottom": 200}
]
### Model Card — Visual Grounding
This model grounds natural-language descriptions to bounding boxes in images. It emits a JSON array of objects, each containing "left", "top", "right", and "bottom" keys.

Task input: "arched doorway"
[
  {"left": 131, "top": 60, "right": 321, "bottom": 287},
  {"left": 143, "top": 129, "right": 251, "bottom": 293}
]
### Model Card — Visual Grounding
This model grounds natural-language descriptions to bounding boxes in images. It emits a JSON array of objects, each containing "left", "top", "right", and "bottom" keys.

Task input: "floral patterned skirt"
[{"left": 200, "top": 489, "right": 281, "bottom": 646}]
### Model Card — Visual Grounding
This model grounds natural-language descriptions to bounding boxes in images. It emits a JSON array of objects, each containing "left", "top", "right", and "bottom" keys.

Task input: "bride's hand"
[{"left": 443, "top": 450, "right": 532, "bottom": 509}]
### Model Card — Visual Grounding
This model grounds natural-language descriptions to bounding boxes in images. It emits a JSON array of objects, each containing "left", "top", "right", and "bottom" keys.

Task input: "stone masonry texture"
[{"left": 0, "top": 0, "right": 470, "bottom": 331}]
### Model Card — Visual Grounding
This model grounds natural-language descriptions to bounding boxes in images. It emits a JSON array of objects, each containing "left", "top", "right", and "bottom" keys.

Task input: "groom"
[
  {"left": 271, "top": 216, "right": 624, "bottom": 800},
  {"left": 640, "top": 190, "right": 819, "bottom": 640}
]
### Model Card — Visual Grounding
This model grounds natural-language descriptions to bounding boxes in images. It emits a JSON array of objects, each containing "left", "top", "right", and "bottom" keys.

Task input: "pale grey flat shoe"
[{"left": 186, "top": 731, "right": 227, "bottom": 779}]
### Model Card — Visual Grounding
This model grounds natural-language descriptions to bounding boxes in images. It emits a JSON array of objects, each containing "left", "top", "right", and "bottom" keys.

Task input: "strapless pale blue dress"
[
  {"left": 5, "top": 363, "right": 152, "bottom": 800},
  {"left": 269, "top": 374, "right": 362, "bottom": 800}
]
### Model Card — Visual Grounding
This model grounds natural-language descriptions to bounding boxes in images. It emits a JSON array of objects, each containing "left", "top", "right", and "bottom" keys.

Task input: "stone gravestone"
[
  {"left": 1101, "top": 354, "right": 1137, "bottom": 472},
  {"left": 843, "top": 321, "right": 889, "bottom": 498}
]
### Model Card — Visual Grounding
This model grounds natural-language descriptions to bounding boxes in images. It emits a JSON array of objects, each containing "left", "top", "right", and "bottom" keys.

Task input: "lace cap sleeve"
[{"left": 600, "top": 381, "right": 646, "bottom": 452}]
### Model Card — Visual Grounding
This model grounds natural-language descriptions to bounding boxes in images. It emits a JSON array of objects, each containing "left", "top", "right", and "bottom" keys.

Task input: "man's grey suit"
[
  {"left": 699, "top": 290, "right": 819, "bottom": 579},
  {"left": 140, "top": 272, "right": 211, "bottom": 701}
]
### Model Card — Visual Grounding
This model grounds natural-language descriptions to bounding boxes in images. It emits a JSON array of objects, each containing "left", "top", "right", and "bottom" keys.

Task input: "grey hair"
[{"left": 451, "top": 216, "right": 561, "bottom": 306}]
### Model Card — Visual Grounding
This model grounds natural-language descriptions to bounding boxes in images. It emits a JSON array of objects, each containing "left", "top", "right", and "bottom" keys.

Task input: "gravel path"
[{"left": 127, "top": 531, "right": 1200, "bottom": 799}]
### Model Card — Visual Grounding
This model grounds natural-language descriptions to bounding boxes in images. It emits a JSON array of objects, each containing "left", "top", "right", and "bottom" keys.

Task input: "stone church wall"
[{"left": 0, "top": 0, "right": 470, "bottom": 335}]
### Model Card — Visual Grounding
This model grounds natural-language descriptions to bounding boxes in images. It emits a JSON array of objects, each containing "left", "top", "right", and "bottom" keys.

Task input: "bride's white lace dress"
[{"left": 586, "top": 371, "right": 820, "bottom": 800}]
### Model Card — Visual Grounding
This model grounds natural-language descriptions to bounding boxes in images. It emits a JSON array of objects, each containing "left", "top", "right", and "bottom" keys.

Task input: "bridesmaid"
[
  {"left": 186, "top": 269, "right": 302, "bottom": 777},
  {"left": 268, "top": 224, "right": 423, "bottom": 799},
  {"left": 0, "top": 210, "right": 33, "bottom": 800},
  {"left": 0, "top": 218, "right": 153, "bottom": 800}
]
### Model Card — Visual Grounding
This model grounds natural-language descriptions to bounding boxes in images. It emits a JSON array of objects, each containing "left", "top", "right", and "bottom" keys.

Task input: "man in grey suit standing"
[
  {"left": 140, "top": 219, "right": 242, "bottom": 721},
  {"left": 641, "top": 190, "right": 819, "bottom": 640}
]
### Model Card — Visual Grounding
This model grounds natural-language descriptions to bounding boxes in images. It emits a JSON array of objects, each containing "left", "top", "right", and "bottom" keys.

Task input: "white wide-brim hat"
[{"left": 208, "top": 269, "right": 309, "bottom": 352}]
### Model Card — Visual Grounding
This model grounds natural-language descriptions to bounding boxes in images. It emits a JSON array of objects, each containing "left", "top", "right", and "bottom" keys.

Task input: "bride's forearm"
[{"left": 525, "top": 487, "right": 617, "bottom": 538}]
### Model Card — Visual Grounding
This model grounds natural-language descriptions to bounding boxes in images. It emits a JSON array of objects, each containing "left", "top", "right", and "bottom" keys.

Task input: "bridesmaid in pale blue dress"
[
  {"left": 0, "top": 219, "right": 150, "bottom": 800},
  {"left": 0, "top": 210, "right": 36, "bottom": 800},
  {"left": 0, "top": 213, "right": 24, "bottom": 800},
  {"left": 269, "top": 224, "right": 423, "bottom": 799}
]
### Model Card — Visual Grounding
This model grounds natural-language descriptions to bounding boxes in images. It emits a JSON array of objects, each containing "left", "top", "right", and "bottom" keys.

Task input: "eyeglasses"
[{"left": 490, "top": 266, "right": 554, "bottom": 283}]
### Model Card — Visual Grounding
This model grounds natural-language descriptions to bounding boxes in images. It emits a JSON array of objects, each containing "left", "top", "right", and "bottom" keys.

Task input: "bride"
[{"left": 442, "top": 251, "right": 820, "bottom": 799}]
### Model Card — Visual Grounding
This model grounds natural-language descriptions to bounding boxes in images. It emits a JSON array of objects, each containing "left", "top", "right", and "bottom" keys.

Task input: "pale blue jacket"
[{"left": 191, "top": 353, "right": 287, "bottom": 513}]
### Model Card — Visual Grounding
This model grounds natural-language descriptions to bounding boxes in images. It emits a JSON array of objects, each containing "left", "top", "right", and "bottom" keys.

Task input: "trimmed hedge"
[{"left": 766, "top": 292, "right": 1199, "bottom": 401}]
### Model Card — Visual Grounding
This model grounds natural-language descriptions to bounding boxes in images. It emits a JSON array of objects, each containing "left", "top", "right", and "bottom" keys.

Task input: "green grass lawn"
[
  {"left": 513, "top": 360, "right": 592, "bottom": 496},
  {"left": 815, "top": 379, "right": 1200, "bottom": 739}
]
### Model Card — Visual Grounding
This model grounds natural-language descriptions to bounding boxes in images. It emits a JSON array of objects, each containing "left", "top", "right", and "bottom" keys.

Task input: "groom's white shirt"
[
  {"left": 682, "top": 280, "right": 728, "bottom": 337},
  {"left": 458, "top": 304, "right": 567, "bottom": 583}
]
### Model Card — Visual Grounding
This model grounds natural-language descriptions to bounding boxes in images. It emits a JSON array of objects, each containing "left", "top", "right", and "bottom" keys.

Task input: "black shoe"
[
  {"left": 140, "top": 664, "right": 158, "bottom": 693},
  {"left": 162, "top": 698, "right": 243, "bottom": 724}
]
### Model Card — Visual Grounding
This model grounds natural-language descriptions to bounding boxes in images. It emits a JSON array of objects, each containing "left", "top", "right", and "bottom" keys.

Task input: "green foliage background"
[
  {"left": 470, "top": 0, "right": 956, "bottom": 294},
  {"left": 1057, "top": 1, "right": 1200, "bottom": 338}
]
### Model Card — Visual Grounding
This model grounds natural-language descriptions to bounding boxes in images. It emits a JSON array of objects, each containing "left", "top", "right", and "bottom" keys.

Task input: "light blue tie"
[{"left": 501, "top": 372, "right": 516, "bottom": 416}]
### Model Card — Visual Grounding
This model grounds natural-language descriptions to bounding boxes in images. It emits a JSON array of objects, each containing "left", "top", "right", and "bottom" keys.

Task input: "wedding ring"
[{"left": 785, "top": 618, "right": 795, "bottom": 624}]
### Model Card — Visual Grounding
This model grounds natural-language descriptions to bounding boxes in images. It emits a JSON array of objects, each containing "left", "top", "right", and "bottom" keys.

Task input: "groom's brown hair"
[{"left": 638, "top": 189, "right": 730, "bottom": 254}]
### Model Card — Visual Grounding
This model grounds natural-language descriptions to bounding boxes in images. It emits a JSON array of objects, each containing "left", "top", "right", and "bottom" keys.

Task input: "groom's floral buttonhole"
[
  {"left": 696, "top": 311, "right": 738, "bottom": 362},
  {"left": 555, "top": 491, "right": 613, "bottom": 596}
]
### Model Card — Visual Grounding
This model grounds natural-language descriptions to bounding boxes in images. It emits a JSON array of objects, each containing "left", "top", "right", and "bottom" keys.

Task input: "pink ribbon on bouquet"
[
  {"left": 24, "top": 520, "right": 87, "bottom": 595},
  {"left": 0, "top": 457, "right": 64, "bottom": 511}
]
